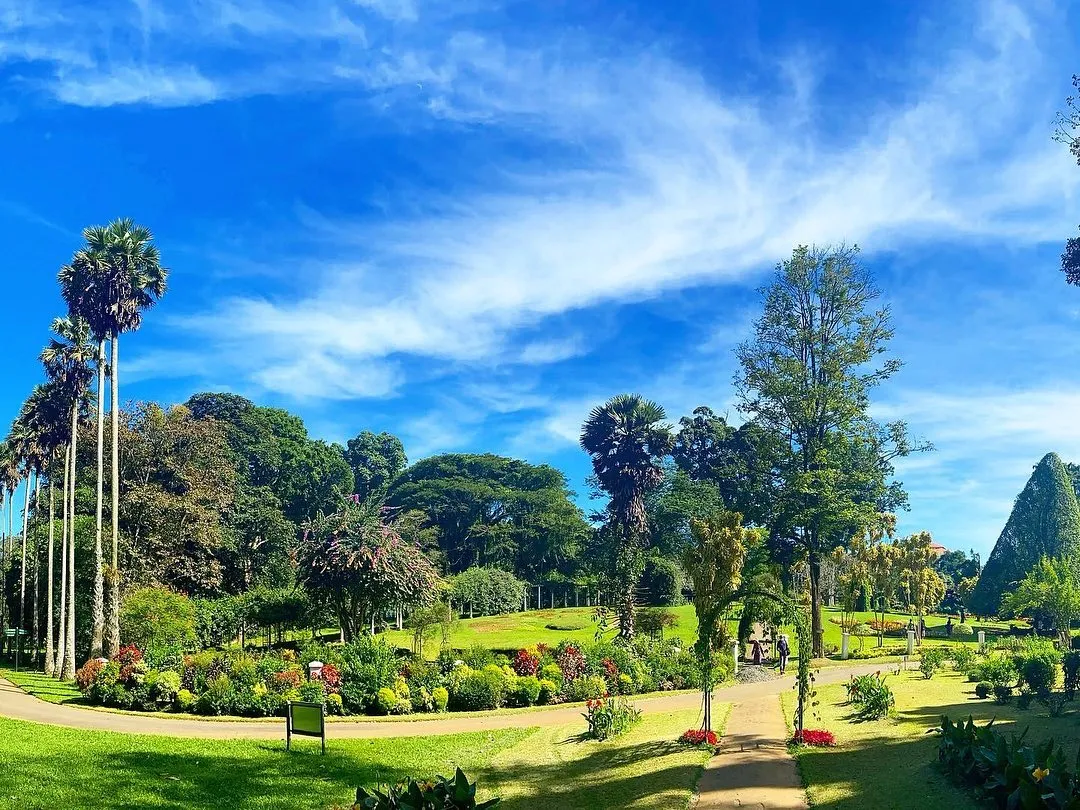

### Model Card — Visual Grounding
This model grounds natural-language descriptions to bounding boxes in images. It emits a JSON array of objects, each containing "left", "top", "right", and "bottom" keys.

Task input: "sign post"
[{"left": 286, "top": 701, "right": 326, "bottom": 754}]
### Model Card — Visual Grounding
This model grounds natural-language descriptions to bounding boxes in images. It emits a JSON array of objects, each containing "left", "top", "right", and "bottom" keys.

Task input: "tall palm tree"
[
  {"left": 59, "top": 249, "right": 108, "bottom": 658},
  {"left": 41, "top": 316, "right": 95, "bottom": 679},
  {"left": 21, "top": 382, "right": 69, "bottom": 676},
  {"left": 63, "top": 220, "right": 167, "bottom": 657},
  {"left": 580, "top": 394, "right": 673, "bottom": 640},
  {"left": 0, "top": 442, "right": 14, "bottom": 645}
]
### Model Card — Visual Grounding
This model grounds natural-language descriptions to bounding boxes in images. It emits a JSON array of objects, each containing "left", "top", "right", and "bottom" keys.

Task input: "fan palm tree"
[
  {"left": 63, "top": 220, "right": 167, "bottom": 657},
  {"left": 580, "top": 394, "right": 673, "bottom": 640},
  {"left": 0, "top": 441, "right": 14, "bottom": 643},
  {"left": 59, "top": 248, "right": 109, "bottom": 658},
  {"left": 41, "top": 315, "right": 95, "bottom": 679}
]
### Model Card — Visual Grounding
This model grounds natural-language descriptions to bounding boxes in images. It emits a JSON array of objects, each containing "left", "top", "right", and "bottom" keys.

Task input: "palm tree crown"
[
  {"left": 580, "top": 394, "right": 674, "bottom": 533},
  {"left": 40, "top": 316, "right": 96, "bottom": 394}
]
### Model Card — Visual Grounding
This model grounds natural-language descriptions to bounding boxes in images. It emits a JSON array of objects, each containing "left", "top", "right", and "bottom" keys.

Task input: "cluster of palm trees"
[{"left": 0, "top": 219, "right": 166, "bottom": 680}]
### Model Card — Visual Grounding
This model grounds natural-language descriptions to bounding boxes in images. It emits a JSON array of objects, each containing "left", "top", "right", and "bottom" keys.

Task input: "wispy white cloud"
[{"left": 52, "top": 64, "right": 221, "bottom": 107}]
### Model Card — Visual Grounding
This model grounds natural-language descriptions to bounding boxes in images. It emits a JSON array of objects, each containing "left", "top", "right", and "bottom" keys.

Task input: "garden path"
[{"left": 0, "top": 663, "right": 883, "bottom": 740}]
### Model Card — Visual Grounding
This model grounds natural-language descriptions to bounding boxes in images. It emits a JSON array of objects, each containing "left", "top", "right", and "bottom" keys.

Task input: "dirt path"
[{"left": 0, "top": 663, "right": 882, "bottom": 740}]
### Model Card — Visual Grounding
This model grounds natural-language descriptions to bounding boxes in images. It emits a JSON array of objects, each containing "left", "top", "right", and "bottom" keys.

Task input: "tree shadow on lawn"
[{"left": 0, "top": 743, "right": 408, "bottom": 810}]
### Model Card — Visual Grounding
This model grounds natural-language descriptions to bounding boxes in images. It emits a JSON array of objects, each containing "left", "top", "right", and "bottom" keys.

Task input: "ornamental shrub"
[
  {"left": 353, "top": 768, "right": 500, "bottom": 810},
  {"left": 375, "top": 687, "right": 398, "bottom": 715},
  {"left": 269, "top": 670, "right": 302, "bottom": 695},
  {"left": 449, "top": 566, "right": 527, "bottom": 617},
  {"left": 567, "top": 675, "right": 608, "bottom": 702},
  {"left": 151, "top": 670, "right": 181, "bottom": 705},
  {"left": 954, "top": 623, "right": 974, "bottom": 637},
  {"left": 679, "top": 729, "right": 719, "bottom": 747},
  {"left": 432, "top": 687, "right": 449, "bottom": 713},
  {"left": 974, "top": 655, "right": 1017, "bottom": 687},
  {"left": 326, "top": 693, "right": 344, "bottom": 715},
  {"left": 175, "top": 688, "right": 196, "bottom": 712},
  {"left": 340, "top": 636, "right": 399, "bottom": 712},
  {"left": 539, "top": 663, "right": 563, "bottom": 686},
  {"left": 920, "top": 647, "right": 948, "bottom": 679},
  {"left": 1015, "top": 646, "right": 1061, "bottom": 694},
  {"left": 75, "top": 659, "right": 104, "bottom": 692},
  {"left": 1064, "top": 651, "right": 1080, "bottom": 699},
  {"left": 948, "top": 645, "right": 977, "bottom": 673},
  {"left": 583, "top": 696, "right": 641, "bottom": 741},
  {"left": 511, "top": 649, "right": 539, "bottom": 677},
  {"left": 975, "top": 682, "right": 992, "bottom": 699},
  {"left": 197, "top": 674, "right": 237, "bottom": 716},
  {"left": 993, "top": 684, "right": 1013, "bottom": 703},
  {"left": 462, "top": 645, "right": 496, "bottom": 671},
  {"left": 511, "top": 676, "right": 541, "bottom": 707},
  {"left": 792, "top": 729, "right": 836, "bottom": 747},
  {"left": 298, "top": 680, "right": 326, "bottom": 703},
  {"left": 538, "top": 679, "right": 558, "bottom": 705},
  {"left": 555, "top": 643, "right": 586, "bottom": 682},
  {"left": 120, "top": 586, "right": 198, "bottom": 657},
  {"left": 845, "top": 673, "right": 894, "bottom": 719},
  {"left": 449, "top": 668, "right": 504, "bottom": 711},
  {"left": 636, "top": 607, "right": 679, "bottom": 639},
  {"left": 229, "top": 656, "right": 258, "bottom": 689}
]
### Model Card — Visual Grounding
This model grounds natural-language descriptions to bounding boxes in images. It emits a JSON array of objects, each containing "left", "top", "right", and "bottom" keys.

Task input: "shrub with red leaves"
[
  {"left": 679, "top": 729, "right": 719, "bottom": 747},
  {"left": 601, "top": 658, "right": 618, "bottom": 679},
  {"left": 313, "top": 662, "right": 342, "bottom": 694},
  {"left": 792, "top": 729, "right": 835, "bottom": 747},
  {"left": 270, "top": 670, "right": 302, "bottom": 693},
  {"left": 512, "top": 649, "right": 540, "bottom": 677},
  {"left": 75, "top": 659, "right": 104, "bottom": 692},
  {"left": 556, "top": 643, "right": 586, "bottom": 682},
  {"left": 114, "top": 645, "right": 143, "bottom": 668}
]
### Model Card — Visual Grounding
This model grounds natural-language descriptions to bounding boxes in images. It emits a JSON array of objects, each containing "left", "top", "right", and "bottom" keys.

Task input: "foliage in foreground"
[
  {"left": 582, "top": 696, "right": 641, "bottom": 741},
  {"left": 844, "top": 672, "right": 894, "bottom": 719},
  {"left": 351, "top": 769, "right": 500, "bottom": 810},
  {"left": 936, "top": 714, "right": 1080, "bottom": 809}
]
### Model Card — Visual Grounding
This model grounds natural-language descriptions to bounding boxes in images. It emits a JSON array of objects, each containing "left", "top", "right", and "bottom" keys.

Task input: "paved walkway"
[
  {"left": 696, "top": 691, "right": 806, "bottom": 809},
  {"left": 0, "top": 663, "right": 881, "bottom": 741}
]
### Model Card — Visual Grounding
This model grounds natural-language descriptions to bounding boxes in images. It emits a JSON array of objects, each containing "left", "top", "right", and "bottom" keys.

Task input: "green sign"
[
  {"left": 286, "top": 700, "right": 326, "bottom": 754},
  {"left": 291, "top": 704, "right": 323, "bottom": 735}
]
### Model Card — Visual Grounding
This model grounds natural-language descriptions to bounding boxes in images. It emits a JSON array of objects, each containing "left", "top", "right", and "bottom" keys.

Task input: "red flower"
[
  {"left": 679, "top": 729, "right": 719, "bottom": 747},
  {"left": 792, "top": 729, "right": 835, "bottom": 747}
]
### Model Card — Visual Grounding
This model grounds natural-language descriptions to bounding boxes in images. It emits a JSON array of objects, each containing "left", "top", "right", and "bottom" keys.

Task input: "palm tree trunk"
[
  {"left": 106, "top": 333, "right": 120, "bottom": 657},
  {"left": 44, "top": 475, "right": 55, "bottom": 677},
  {"left": 55, "top": 445, "right": 69, "bottom": 677},
  {"left": 19, "top": 474, "right": 30, "bottom": 660},
  {"left": 32, "top": 475, "right": 40, "bottom": 666},
  {"left": 90, "top": 339, "right": 106, "bottom": 659},
  {"left": 0, "top": 491, "right": 6, "bottom": 645},
  {"left": 62, "top": 406, "right": 77, "bottom": 680}
]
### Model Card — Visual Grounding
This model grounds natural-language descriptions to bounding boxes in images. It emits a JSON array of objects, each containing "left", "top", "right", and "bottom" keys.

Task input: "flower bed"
[
  {"left": 72, "top": 634, "right": 714, "bottom": 719},
  {"left": 792, "top": 729, "right": 835, "bottom": 747},
  {"left": 678, "top": 729, "right": 719, "bottom": 747}
]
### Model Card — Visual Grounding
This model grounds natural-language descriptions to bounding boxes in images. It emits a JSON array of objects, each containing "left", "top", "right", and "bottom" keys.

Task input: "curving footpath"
[{"left": 0, "top": 662, "right": 886, "bottom": 740}]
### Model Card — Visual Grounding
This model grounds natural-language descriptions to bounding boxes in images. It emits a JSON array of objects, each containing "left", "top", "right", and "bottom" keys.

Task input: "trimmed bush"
[
  {"left": 375, "top": 687, "right": 398, "bottom": 715},
  {"left": 538, "top": 679, "right": 558, "bottom": 705},
  {"left": 432, "top": 686, "right": 449, "bottom": 713},
  {"left": 954, "top": 623, "right": 974, "bottom": 637},
  {"left": 568, "top": 675, "right": 608, "bottom": 702},
  {"left": 974, "top": 682, "right": 992, "bottom": 699},
  {"left": 512, "top": 676, "right": 541, "bottom": 707}
]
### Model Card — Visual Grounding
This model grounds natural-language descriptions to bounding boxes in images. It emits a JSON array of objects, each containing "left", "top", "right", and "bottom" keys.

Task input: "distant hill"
[{"left": 970, "top": 452, "right": 1080, "bottom": 616}]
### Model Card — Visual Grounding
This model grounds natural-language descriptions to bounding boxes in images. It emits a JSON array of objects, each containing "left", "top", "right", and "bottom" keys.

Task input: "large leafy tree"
[
  {"left": 672, "top": 407, "right": 780, "bottom": 525},
  {"left": 388, "top": 453, "right": 587, "bottom": 578},
  {"left": 345, "top": 431, "right": 407, "bottom": 501},
  {"left": 736, "top": 245, "right": 926, "bottom": 656},
  {"left": 896, "top": 531, "right": 946, "bottom": 643},
  {"left": 1055, "top": 75, "right": 1080, "bottom": 286},
  {"left": 298, "top": 496, "right": 441, "bottom": 641},
  {"left": 580, "top": 394, "right": 674, "bottom": 640},
  {"left": 60, "top": 219, "right": 168, "bottom": 657},
  {"left": 1001, "top": 556, "right": 1080, "bottom": 649},
  {"left": 118, "top": 404, "right": 237, "bottom": 596},
  {"left": 972, "top": 453, "right": 1080, "bottom": 616}
]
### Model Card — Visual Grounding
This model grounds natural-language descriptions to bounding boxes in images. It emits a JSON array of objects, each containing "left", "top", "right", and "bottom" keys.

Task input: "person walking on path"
[
  {"left": 751, "top": 638, "right": 764, "bottom": 665},
  {"left": 777, "top": 633, "right": 790, "bottom": 675}
]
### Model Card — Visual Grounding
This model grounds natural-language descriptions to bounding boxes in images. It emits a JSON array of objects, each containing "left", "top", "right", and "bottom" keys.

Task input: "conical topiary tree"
[{"left": 971, "top": 452, "right": 1080, "bottom": 616}]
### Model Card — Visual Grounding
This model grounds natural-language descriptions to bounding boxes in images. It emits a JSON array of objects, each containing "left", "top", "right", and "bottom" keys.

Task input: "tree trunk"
[
  {"left": 808, "top": 551, "right": 824, "bottom": 658},
  {"left": 62, "top": 406, "right": 78, "bottom": 680},
  {"left": 618, "top": 582, "right": 635, "bottom": 640},
  {"left": 0, "top": 491, "right": 6, "bottom": 645},
  {"left": 32, "top": 475, "right": 40, "bottom": 665},
  {"left": 55, "top": 444, "right": 70, "bottom": 678},
  {"left": 44, "top": 476, "right": 55, "bottom": 677},
  {"left": 91, "top": 338, "right": 106, "bottom": 659},
  {"left": 19, "top": 474, "right": 30, "bottom": 660},
  {"left": 106, "top": 333, "right": 120, "bottom": 657}
]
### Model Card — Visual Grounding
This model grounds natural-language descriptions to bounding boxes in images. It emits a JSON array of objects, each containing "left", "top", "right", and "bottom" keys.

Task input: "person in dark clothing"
[
  {"left": 777, "top": 633, "right": 791, "bottom": 675},
  {"left": 945, "top": 618, "right": 953, "bottom": 637}
]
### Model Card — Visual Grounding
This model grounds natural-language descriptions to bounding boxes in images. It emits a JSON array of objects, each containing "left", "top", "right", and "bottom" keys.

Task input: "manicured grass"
[
  {"left": 0, "top": 706, "right": 719, "bottom": 809},
  {"left": 0, "top": 668, "right": 84, "bottom": 705},
  {"left": 780, "top": 666, "right": 1075, "bottom": 810},
  {"left": 381, "top": 605, "right": 702, "bottom": 652}
]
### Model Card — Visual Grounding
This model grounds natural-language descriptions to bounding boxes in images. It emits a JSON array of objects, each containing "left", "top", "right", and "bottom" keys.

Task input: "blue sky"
[{"left": 1, "top": 0, "right": 1080, "bottom": 559}]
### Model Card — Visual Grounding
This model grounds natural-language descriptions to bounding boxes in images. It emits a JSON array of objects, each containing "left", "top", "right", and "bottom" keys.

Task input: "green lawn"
[
  {"left": 379, "top": 604, "right": 1017, "bottom": 660},
  {"left": 0, "top": 706, "right": 720, "bottom": 809},
  {"left": 1, "top": 668, "right": 85, "bottom": 705},
  {"left": 781, "top": 667, "right": 1076, "bottom": 810}
]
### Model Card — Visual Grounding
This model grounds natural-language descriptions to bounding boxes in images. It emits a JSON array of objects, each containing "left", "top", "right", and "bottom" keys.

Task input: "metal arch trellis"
[{"left": 698, "top": 589, "right": 812, "bottom": 737}]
